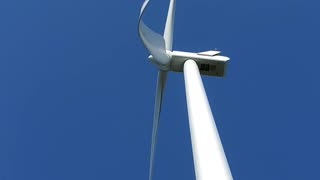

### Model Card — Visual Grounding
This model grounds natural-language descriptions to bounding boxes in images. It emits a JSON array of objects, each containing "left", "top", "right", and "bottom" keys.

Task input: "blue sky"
[{"left": 1, "top": 0, "right": 319, "bottom": 179}]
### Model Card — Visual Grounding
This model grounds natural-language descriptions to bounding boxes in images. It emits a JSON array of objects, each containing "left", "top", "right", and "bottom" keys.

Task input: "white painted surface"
[
  {"left": 138, "top": 0, "right": 170, "bottom": 70},
  {"left": 184, "top": 60, "right": 232, "bottom": 180},
  {"left": 149, "top": 71, "right": 167, "bottom": 180},
  {"left": 172, "top": 51, "right": 229, "bottom": 61},
  {"left": 198, "top": 50, "right": 221, "bottom": 56},
  {"left": 170, "top": 51, "right": 229, "bottom": 77},
  {"left": 163, "top": 0, "right": 176, "bottom": 50}
]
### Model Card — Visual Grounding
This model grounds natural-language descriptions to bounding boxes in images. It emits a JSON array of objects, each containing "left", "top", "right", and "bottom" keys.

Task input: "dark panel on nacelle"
[{"left": 196, "top": 60, "right": 228, "bottom": 77}]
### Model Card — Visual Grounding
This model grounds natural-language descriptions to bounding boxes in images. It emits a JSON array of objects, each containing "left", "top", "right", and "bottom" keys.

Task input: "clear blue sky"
[{"left": 1, "top": 0, "right": 319, "bottom": 179}]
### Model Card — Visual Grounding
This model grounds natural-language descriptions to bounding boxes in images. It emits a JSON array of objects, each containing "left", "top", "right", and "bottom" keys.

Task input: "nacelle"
[{"left": 170, "top": 51, "right": 230, "bottom": 77}]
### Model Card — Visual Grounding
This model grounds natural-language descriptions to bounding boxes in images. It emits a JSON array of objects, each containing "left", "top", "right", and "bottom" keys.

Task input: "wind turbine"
[{"left": 138, "top": 0, "right": 233, "bottom": 179}]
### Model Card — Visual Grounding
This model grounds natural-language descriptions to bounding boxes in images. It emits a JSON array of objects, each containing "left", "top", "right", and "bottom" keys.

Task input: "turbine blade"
[
  {"left": 163, "top": 0, "right": 176, "bottom": 51},
  {"left": 149, "top": 70, "right": 167, "bottom": 180},
  {"left": 139, "top": 0, "right": 170, "bottom": 69}
]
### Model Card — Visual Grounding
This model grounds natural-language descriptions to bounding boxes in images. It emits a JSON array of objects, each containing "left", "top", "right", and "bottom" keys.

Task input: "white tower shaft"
[{"left": 184, "top": 60, "right": 233, "bottom": 180}]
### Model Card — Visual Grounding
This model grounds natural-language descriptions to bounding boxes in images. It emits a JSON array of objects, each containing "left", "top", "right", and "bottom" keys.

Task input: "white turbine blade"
[
  {"left": 163, "top": 0, "right": 176, "bottom": 51},
  {"left": 139, "top": 0, "right": 170, "bottom": 69},
  {"left": 183, "top": 60, "right": 233, "bottom": 180},
  {"left": 149, "top": 70, "right": 167, "bottom": 180}
]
